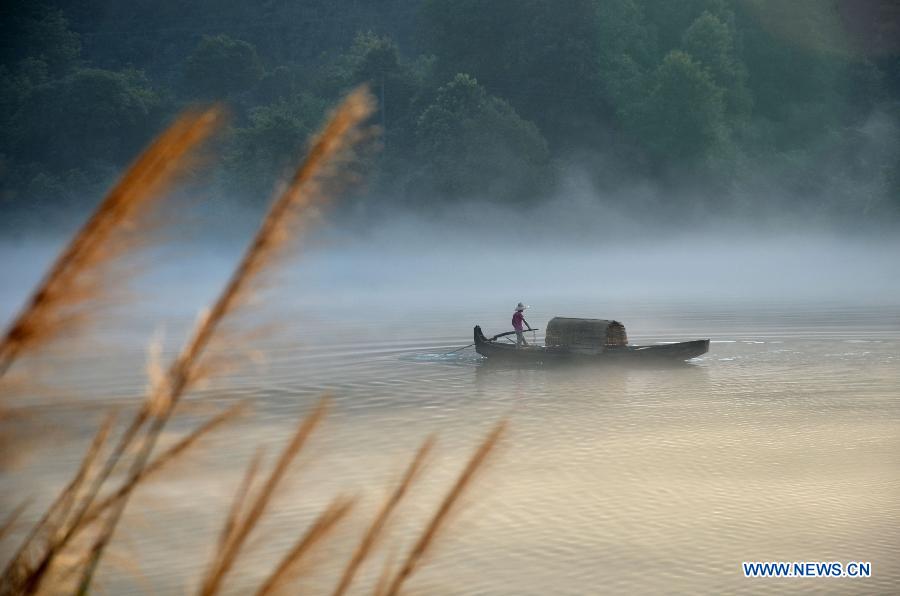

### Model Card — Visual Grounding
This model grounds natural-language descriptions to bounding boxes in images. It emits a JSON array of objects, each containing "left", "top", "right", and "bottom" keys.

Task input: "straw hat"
[{"left": 515, "top": 302, "right": 528, "bottom": 311}]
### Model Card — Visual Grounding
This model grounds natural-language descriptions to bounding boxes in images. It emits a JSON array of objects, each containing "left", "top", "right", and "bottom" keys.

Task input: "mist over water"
[
  {"left": 4, "top": 207, "right": 900, "bottom": 325},
  {"left": 2, "top": 207, "right": 899, "bottom": 594}
]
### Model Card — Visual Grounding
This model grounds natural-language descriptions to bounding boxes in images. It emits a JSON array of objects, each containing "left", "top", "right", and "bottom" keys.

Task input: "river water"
[{"left": 2, "top": 291, "right": 898, "bottom": 595}]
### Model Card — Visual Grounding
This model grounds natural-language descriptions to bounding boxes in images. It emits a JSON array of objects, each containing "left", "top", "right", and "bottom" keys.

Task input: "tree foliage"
[
  {"left": 225, "top": 94, "right": 326, "bottom": 195},
  {"left": 2, "top": 0, "right": 899, "bottom": 221},
  {"left": 682, "top": 11, "right": 751, "bottom": 118},
  {"left": 1, "top": 6, "right": 81, "bottom": 77},
  {"left": 419, "top": 0, "right": 610, "bottom": 144},
  {"left": 9, "top": 68, "right": 163, "bottom": 172},
  {"left": 183, "top": 34, "right": 264, "bottom": 99},
  {"left": 414, "top": 73, "right": 551, "bottom": 201},
  {"left": 623, "top": 51, "right": 727, "bottom": 161}
]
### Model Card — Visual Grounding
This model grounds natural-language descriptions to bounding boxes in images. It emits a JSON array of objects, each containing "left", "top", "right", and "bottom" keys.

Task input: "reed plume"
[
  {"left": 0, "top": 107, "right": 224, "bottom": 378},
  {"left": 1, "top": 83, "right": 507, "bottom": 596},
  {"left": 59, "top": 86, "right": 375, "bottom": 593},
  {"left": 0, "top": 85, "right": 375, "bottom": 595},
  {"left": 384, "top": 421, "right": 507, "bottom": 596},
  {"left": 164, "top": 84, "right": 376, "bottom": 390}
]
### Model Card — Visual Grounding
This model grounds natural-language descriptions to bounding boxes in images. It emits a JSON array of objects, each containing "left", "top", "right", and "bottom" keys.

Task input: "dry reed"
[
  {"left": 1, "top": 84, "right": 507, "bottom": 596},
  {"left": 0, "top": 403, "right": 240, "bottom": 594},
  {"left": 70, "top": 86, "right": 375, "bottom": 593},
  {"left": 0, "top": 107, "right": 224, "bottom": 378},
  {"left": 384, "top": 421, "right": 507, "bottom": 596},
  {"left": 0, "top": 500, "right": 31, "bottom": 544},
  {"left": 372, "top": 548, "right": 398, "bottom": 596},
  {"left": 255, "top": 497, "right": 355, "bottom": 596},
  {"left": 197, "top": 400, "right": 328, "bottom": 595},
  {"left": 332, "top": 436, "right": 435, "bottom": 596},
  {"left": 217, "top": 448, "right": 265, "bottom": 552},
  {"left": 0, "top": 412, "right": 115, "bottom": 594},
  {"left": 80, "top": 403, "right": 245, "bottom": 530}
]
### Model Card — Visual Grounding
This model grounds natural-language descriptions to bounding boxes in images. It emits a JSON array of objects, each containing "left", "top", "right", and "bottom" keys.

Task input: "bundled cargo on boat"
[{"left": 544, "top": 317, "right": 627, "bottom": 353}]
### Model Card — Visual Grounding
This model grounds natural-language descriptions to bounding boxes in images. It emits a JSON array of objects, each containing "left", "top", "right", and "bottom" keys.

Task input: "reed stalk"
[
  {"left": 0, "top": 499, "right": 30, "bottom": 543},
  {"left": 332, "top": 436, "right": 434, "bottom": 596},
  {"left": 199, "top": 400, "right": 328, "bottom": 596},
  {"left": 0, "top": 107, "right": 223, "bottom": 378},
  {"left": 0, "top": 83, "right": 504, "bottom": 596},
  {"left": 0, "top": 403, "right": 239, "bottom": 594},
  {"left": 0, "top": 412, "right": 115, "bottom": 595},
  {"left": 217, "top": 447, "right": 265, "bottom": 551},
  {"left": 80, "top": 403, "right": 245, "bottom": 530},
  {"left": 72, "top": 86, "right": 375, "bottom": 593},
  {"left": 383, "top": 422, "right": 507, "bottom": 596},
  {"left": 255, "top": 497, "right": 355, "bottom": 596},
  {"left": 372, "top": 549, "right": 397, "bottom": 596}
]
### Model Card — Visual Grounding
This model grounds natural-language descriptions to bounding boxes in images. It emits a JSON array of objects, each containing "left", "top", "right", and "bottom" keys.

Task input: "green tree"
[
  {"left": 346, "top": 32, "right": 401, "bottom": 84},
  {"left": 414, "top": 73, "right": 552, "bottom": 201},
  {"left": 342, "top": 32, "right": 420, "bottom": 141},
  {"left": 9, "top": 68, "right": 164, "bottom": 173},
  {"left": 735, "top": 2, "right": 847, "bottom": 149},
  {"left": 682, "top": 11, "right": 751, "bottom": 119},
  {"left": 183, "top": 34, "right": 263, "bottom": 99},
  {"left": 419, "top": 0, "right": 608, "bottom": 146},
  {"left": 0, "top": 59, "right": 48, "bottom": 129},
  {"left": 888, "top": 154, "right": 900, "bottom": 211},
  {"left": 1, "top": 0, "right": 898, "bottom": 220},
  {"left": 313, "top": 32, "right": 436, "bottom": 166},
  {"left": 622, "top": 51, "right": 727, "bottom": 161},
  {"left": 641, "top": 0, "right": 733, "bottom": 52},
  {"left": 224, "top": 95, "right": 326, "bottom": 196},
  {"left": 1, "top": 6, "right": 81, "bottom": 141},
  {"left": 1, "top": 6, "right": 82, "bottom": 77},
  {"left": 596, "top": 0, "right": 657, "bottom": 127},
  {"left": 255, "top": 65, "right": 300, "bottom": 104},
  {"left": 597, "top": 0, "right": 656, "bottom": 70}
]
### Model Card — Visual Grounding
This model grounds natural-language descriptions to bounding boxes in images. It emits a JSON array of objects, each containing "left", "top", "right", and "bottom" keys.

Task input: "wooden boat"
[{"left": 474, "top": 317, "right": 709, "bottom": 364}]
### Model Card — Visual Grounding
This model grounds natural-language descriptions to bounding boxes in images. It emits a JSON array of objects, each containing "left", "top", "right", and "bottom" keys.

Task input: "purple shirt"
[{"left": 512, "top": 311, "right": 525, "bottom": 331}]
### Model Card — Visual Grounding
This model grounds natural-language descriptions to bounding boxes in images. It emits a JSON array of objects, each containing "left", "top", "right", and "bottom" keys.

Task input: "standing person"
[{"left": 512, "top": 302, "right": 532, "bottom": 347}]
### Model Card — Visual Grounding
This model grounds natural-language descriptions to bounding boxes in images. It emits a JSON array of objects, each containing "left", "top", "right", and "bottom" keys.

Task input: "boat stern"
[
  {"left": 473, "top": 325, "right": 489, "bottom": 357},
  {"left": 684, "top": 338, "right": 711, "bottom": 359}
]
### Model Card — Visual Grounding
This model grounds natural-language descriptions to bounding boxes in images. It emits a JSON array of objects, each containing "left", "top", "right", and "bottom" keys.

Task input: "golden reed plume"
[
  {"left": 0, "top": 106, "right": 224, "bottom": 378},
  {"left": 167, "top": 85, "right": 377, "bottom": 393},
  {"left": 1, "top": 84, "right": 508, "bottom": 596},
  {"left": 0, "top": 86, "right": 375, "bottom": 596},
  {"left": 71, "top": 86, "right": 377, "bottom": 593}
]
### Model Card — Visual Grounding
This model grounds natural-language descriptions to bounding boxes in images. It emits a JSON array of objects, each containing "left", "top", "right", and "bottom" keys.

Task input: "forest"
[{"left": 2, "top": 0, "right": 899, "bottom": 226}]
